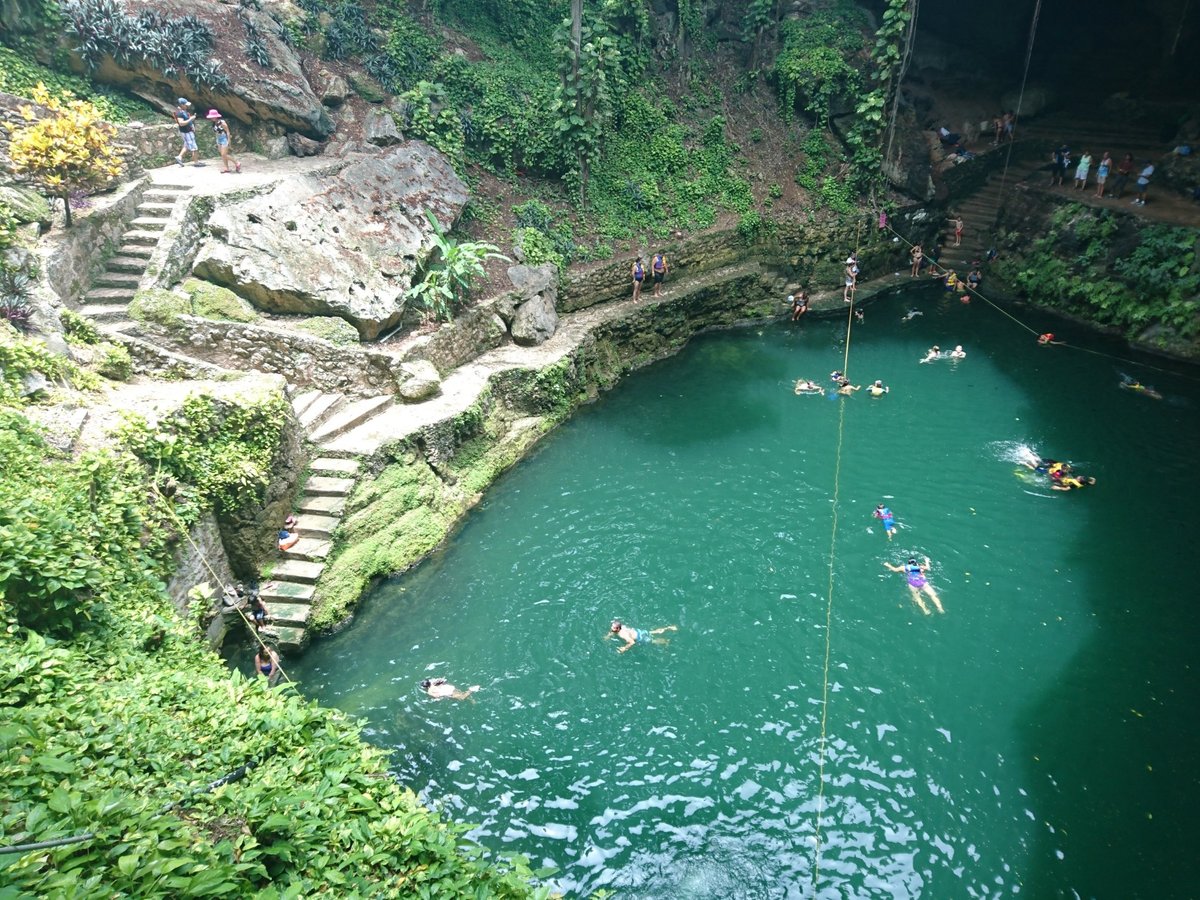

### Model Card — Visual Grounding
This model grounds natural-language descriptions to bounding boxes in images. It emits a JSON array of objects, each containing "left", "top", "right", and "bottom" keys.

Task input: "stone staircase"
[
  {"left": 291, "top": 389, "right": 396, "bottom": 449},
  {"left": 79, "top": 183, "right": 192, "bottom": 332},
  {"left": 259, "top": 454, "right": 362, "bottom": 651}
]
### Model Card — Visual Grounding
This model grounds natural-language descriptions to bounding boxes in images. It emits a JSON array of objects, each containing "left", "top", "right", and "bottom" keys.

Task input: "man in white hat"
[{"left": 174, "top": 98, "right": 202, "bottom": 167}]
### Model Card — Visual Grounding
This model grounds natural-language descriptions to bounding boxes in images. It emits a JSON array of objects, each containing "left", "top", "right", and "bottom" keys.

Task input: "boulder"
[
  {"left": 286, "top": 132, "right": 325, "bottom": 157},
  {"left": 193, "top": 142, "right": 469, "bottom": 340},
  {"left": 0, "top": 185, "right": 51, "bottom": 226},
  {"left": 320, "top": 74, "right": 349, "bottom": 108},
  {"left": 511, "top": 293, "right": 558, "bottom": 346},
  {"left": 397, "top": 359, "right": 441, "bottom": 402},
  {"left": 68, "top": 0, "right": 333, "bottom": 139},
  {"left": 364, "top": 110, "right": 402, "bottom": 146},
  {"left": 507, "top": 263, "right": 557, "bottom": 297}
]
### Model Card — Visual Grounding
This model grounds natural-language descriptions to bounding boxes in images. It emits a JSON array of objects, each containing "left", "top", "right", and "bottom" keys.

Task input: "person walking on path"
[
  {"left": 884, "top": 558, "right": 945, "bottom": 615},
  {"left": 1074, "top": 151, "right": 1092, "bottom": 190},
  {"left": 651, "top": 251, "right": 669, "bottom": 296},
  {"left": 206, "top": 110, "right": 241, "bottom": 173},
  {"left": 951, "top": 216, "right": 963, "bottom": 247},
  {"left": 631, "top": 256, "right": 645, "bottom": 302},
  {"left": 1132, "top": 161, "right": 1154, "bottom": 206},
  {"left": 1094, "top": 152, "right": 1111, "bottom": 198},
  {"left": 1109, "top": 153, "right": 1134, "bottom": 199},
  {"left": 174, "top": 98, "right": 202, "bottom": 167}
]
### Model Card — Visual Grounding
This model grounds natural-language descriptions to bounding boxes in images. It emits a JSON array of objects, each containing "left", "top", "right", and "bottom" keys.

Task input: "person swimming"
[
  {"left": 1120, "top": 375, "right": 1163, "bottom": 400},
  {"left": 610, "top": 620, "right": 678, "bottom": 653},
  {"left": 1052, "top": 474, "right": 1097, "bottom": 491},
  {"left": 830, "top": 370, "right": 844, "bottom": 382},
  {"left": 873, "top": 503, "right": 896, "bottom": 539},
  {"left": 794, "top": 379, "right": 825, "bottom": 395},
  {"left": 883, "top": 557, "right": 944, "bottom": 614},
  {"left": 949, "top": 345, "right": 966, "bottom": 359},
  {"left": 920, "top": 345, "right": 941, "bottom": 363},
  {"left": 902, "top": 309, "right": 923, "bottom": 322},
  {"left": 421, "top": 678, "right": 481, "bottom": 700},
  {"left": 867, "top": 379, "right": 889, "bottom": 397},
  {"left": 836, "top": 378, "right": 861, "bottom": 395}
]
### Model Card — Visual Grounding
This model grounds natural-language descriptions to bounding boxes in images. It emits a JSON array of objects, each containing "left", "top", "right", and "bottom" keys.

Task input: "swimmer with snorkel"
[{"left": 883, "top": 557, "right": 944, "bottom": 615}]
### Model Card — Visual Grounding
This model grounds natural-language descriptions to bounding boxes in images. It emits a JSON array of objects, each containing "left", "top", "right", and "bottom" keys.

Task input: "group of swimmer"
[
  {"left": 871, "top": 503, "right": 945, "bottom": 613},
  {"left": 1019, "top": 450, "right": 1098, "bottom": 491},
  {"left": 795, "top": 370, "right": 890, "bottom": 396},
  {"left": 920, "top": 344, "right": 966, "bottom": 363}
]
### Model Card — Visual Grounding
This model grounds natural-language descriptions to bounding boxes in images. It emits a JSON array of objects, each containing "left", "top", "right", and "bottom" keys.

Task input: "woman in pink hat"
[{"left": 206, "top": 109, "right": 241, "bottom": 173}]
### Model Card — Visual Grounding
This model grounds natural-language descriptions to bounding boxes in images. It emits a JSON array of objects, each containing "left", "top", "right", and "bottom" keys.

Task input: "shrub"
[
  {"left": 0, "top": 265, "right": 34, "bottom": 331},
  {"left": 96, "top": 341, "right": 132, "bottom": 380},
  {"left": 0, "top": 200, "right": 17, "bottom": 249},
  {"left": 60, "top": 308, "right": 101, "bottom": 345},
  {"left": 0, "top": 46, "right": 155, "bottom": 123},
  {"left": 513, "top": 226, "right": 564, "bottom": 272}
]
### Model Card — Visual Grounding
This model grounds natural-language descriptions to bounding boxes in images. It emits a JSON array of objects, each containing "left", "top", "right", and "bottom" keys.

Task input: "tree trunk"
[
  {"left": 571, "top": 0, "right": 582, "bottom": 80},
  {"left": 61, "top": 192, "right": 72, "bottom": 229}
]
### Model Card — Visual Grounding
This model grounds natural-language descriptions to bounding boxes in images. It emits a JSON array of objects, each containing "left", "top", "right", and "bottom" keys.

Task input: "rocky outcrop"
[
  {"left": 506, "top": 263, "right": 559, "bottom": 346},
  {"left": 68, "top": 0, "right": 333, "bottom": 139},
  {"left": 287, "top": 133, "right": 325, "bottom": 157},
  {"left": 364, "top": 110, "right": 402, "bottom": 146},
  {"left": 193, "top": 142, "right": 469, "bottom": 340}
]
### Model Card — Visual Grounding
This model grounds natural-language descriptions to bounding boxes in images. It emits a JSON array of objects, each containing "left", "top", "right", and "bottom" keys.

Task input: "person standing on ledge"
[
  {"left": 910, "top": 243, "right": 923, "bottom": 277},
  {"left": 610, "top": 620, "right": 677, "bottom": 653},
  {"left": 883, "top": 557, "right": 945, "bottom": 615},
  {"left": 651, "top": 250, "right": 669, "bottom": 296},
  {"left": 631, "top": 255, "right": 646, "bottom": 303}
]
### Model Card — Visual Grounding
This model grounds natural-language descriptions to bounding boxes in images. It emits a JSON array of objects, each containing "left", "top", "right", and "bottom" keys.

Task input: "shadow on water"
[{"left": 994, "top": 316, "right": 1200, "bottom": 897}]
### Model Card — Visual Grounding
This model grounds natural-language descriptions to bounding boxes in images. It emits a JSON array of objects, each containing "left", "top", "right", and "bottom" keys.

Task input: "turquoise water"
[{"left": 290, "top": 287, "right": 1200, "bottom": 898}]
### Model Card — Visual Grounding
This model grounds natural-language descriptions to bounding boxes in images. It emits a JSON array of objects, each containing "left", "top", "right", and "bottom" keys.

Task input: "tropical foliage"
[
  {"left": 406, "top": 211, "right": 509, "bottom": 322},
  {"left": 6, "top": 84, "right": 123, "bottom": 228},
  {"left": 0, "top": 403, "right": 545, "bottom": 897}
]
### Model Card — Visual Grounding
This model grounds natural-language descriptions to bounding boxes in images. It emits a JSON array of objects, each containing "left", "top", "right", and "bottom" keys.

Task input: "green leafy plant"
[
  {"left": 0, "top": 199, "right": 16, "bottom": 249},
  {"left": 96, "top": 341, "right": 133, "bottom": 380},
  {"left": 0, "top": 46, "right": 155, "bottom": 123},
  {"left": 0, "top": 265, "right": 34, "bottom": 330},
  {"left": 406, "top": 211, "right": 509, "bottom": 322}
]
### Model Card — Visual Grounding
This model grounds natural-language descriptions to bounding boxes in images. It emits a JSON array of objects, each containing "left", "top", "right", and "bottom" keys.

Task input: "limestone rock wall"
[{"left": 165, "top": 511, "right": 238, "bottom": 649}]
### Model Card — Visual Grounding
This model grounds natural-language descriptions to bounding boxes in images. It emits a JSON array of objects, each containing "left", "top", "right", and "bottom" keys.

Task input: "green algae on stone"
[
  {"left": 296, "top": 316, "right": 361, "bottom": 345},
  {"left": 131, "top": 281, "right": 258, "bottom": 328}
]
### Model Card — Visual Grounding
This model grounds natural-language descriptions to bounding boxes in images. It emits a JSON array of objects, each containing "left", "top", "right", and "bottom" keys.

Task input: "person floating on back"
[
  {"left": 794, "top": 378, "right": 825, "bottom": 395},
  {"left": 609, "top": 620, "right": 677, "bottom": 653},
  {"left": 421, "top": 678, "right": 480, "bottom": 700},
  {"left": 873, "top": 503, "right": 896, "bottom": 539},
  {"left": 884, "top": 557, "right": 944, "bottom": 615}
]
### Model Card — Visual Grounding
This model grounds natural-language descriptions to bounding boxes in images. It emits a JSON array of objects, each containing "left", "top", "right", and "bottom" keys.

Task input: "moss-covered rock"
[
  {"left": 95, "top": 341, "right": 133, "bottom": 380},
  {"left": 347, "top": 71, "right": 387, "bottom": 103},
  {"left": 181, "top": 278, "right": 259, "bottom": 323},
  {"left": 0, "top": 185, "right": 52, "bottom": 226},
  {"left": 128, "top": 288, "right": 189, "bottom": 327},
  {"left": 295, "top": 315, "right": 360, "bottom": 345}
]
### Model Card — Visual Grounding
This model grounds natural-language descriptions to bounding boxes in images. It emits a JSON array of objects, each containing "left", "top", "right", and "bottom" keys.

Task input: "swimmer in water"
[
  {"left": 920, "top": 345, "right": 941, "bottom": 363},
  {"left": 610, "top": 620, "right": 678, "bottom": 653},
  {"left": 421, "top": 678, "right": 481, "bottom": 700},
  {"left": 902, "top": 308, "right": 923, "bottom": 322},
  {"left": 873, "top": 503, "right": 896, "bottom": 540},
  {"left": 855, "top": 308, "right": 865, "bottom": 324},
  {"left": 794, "top": 379, "right": 825, "bottom": 395},
  {"left": 836, "top": 378, "right": 861, "bottom": 395},
  {"left": 949, "top": 345, "right": 966, "bottom": 359},
  {"left": 1052, "top": 474, "right": 1097, "bottom": 491},
  {"left": 867, "top": 379, "right": 889, "bottom": 397},
  {"left": 883, "top": 557, "right": 944, "bottom": 615},
  {"left": 830, "top": 370, "right": 844, "bottom": 382},
  {"left": 1037, "top": 333, "right": 1063, "bottom": 346},
  {"left": 1120, "top": 375, "right": 1163, "bottom": 400}
]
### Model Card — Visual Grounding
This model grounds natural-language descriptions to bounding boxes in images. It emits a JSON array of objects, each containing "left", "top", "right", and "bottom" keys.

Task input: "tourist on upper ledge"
[
  {"left": 1132, "top": 161, "right": 1154, "bottom": 206},
  {"left": 1109, "top": 153, "right": 1135, "bottom": 199},
  {"left": 631, "top": 255, "right": 645, "bottom": 303},
  {"left": 174, "top": 98, "right": 202, "bottom": 167},
  {"left": 651, "top": 250, "right": 669, "bottom": 295},
  {"left": 1094, "top": 152, "right": 1112, "bottom": 198},
  {"left": 207, "top": 109, "right": 242, "bottom": 174},
  {"left": 1074, "top": 150, "right": 1093, "bottom": 190},
  {"left": 910, "top": 243, "right": 923, "bottom": 277}
]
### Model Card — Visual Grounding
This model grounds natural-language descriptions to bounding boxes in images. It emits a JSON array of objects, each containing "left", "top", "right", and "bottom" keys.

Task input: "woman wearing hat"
[{"left": 207, "top": 109, "right": 241, "bottom": 173}]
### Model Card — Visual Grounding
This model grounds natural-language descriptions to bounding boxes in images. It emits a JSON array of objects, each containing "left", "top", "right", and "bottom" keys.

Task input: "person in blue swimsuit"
[
  {"left": 873, "top": 504, "right": 896, "bottom": 540},
  {"left": 631, "top": 256, "right": 645, "bottom": 303},
  {"left": 255, "top": 645, "right": 280, "bottom": 684},
  {"left": 883, "top": 558, "right": 944, "bottom": 614},
  {"left": 610, "top": 620, "right": 678, "bottom": 653}
]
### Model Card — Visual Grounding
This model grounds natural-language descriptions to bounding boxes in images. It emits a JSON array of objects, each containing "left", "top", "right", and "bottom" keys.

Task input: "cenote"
[{"left": 290, "top": 288, "right": 1200, "bottom": 898}]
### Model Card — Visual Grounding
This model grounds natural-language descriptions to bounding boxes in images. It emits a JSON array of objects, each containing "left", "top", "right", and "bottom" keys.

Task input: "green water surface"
[{"left": 290, "top": 288, "right": 1200, "bottom": 898}]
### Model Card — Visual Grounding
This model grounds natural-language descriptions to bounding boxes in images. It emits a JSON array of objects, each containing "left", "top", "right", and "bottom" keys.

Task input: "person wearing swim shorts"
[
  {"left": 174, "top": 98, "right": 202, "bottom": 167},
  {"left": 884, "top": 557, "right": 944, "bottom": 614},
  {"left": 873, "top": 503, "right": 896, "bottom": 539},
  {"left": 610, "top": 620, "right": 677, "bottom": 653},
  {"left": 651, "top": 251, "right": 668, "bottom": 295}
]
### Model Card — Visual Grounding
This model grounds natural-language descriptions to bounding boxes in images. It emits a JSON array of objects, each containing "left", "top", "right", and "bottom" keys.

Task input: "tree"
[
  {"left": 553, "top": 12, "right": 620, "bottom": 205},
  {"left": 6, "top": 83, "right": 123, "bottom": 228},
  {"left": 405, "top": 210, "right": 509, "bottom": 322}
]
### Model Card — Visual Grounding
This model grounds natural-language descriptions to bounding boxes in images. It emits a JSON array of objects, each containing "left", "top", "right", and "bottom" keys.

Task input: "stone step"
[
  {"left": 130, "top": 216, "right": 170, "bottom": 231},
  {"left": 310, "top": 456, "right": 360, "bottom": 476},
  {"left": 137, "top": 201, "right": 177, "bottom": 215},
  {"left": 291, "top": 512, "right": 340, "bottom": 539},
  {"left": 264, "top": 601, "right": 312, "bottom": 628},
  {"left": 298, "top": 392, "right": 345, "bottom": 430},
  {"left": 106, "top": 255, "right": 149, "bottom": 274},
  {"left": 78, "top": 304, "right": 132, "bottom": 323},
  {"left": 304, "top": 475, "right": 356, "bottom": 497},
  {"left": 261, "top": 624, "right": 307, "bottom": 652},
  {"left": 122, "top": 229, "right": 165, "bottom": 246},
  {"left": 259, "top": 580, "right": 316, "bottom": 603},
  {"left": 142, "top": 191, "right": 184, "bottom": 203},
  {"left": 283, "top": 537, "right": 332, "bottom": 563},
  {"left": 271, "top": 558, "right": 324, "bottom": 584},
  {"left": 296, "top": 493, "right": 346, "bottom": 517},
  {"left": 95, "top": 273, "right": 141, "bottom": 289},
  {"left": 118, "top": 244, "right": 154, "bottom": 259},
  {"left": 84, "top": 287, "right": 135, "bottom": 303},
  {"left": 291, "top": 389, "right": 322, "bottom": 419},
  {"left": 310, "top": 395, "right": 394, "bottom": 445},
  {"left": 150, "top": 182, "right": 192, "bottom": 192}
]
